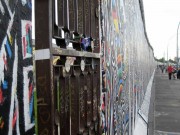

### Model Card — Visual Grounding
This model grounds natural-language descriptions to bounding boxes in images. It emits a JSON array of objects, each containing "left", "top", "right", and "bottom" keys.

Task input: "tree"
[
  {"left": 169, "top": 59, "right": 176, "bottom": 64},
  {"left": 158, "top": 57, "right": 165, "bottom": 63}
]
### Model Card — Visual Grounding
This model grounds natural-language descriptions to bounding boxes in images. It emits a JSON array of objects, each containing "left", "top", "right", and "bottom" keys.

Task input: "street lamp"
[
  {"left": 167, "top": 34, "right": 176, "bottom": 65},
  {"left": 167, "top": 44, "right": 169, "bottom": 65},
  {"left": 177, "top": 21, "right": 180, "bottom": 69}
]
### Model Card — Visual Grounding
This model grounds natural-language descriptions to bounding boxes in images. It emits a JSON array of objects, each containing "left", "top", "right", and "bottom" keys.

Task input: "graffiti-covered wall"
[
  {"left": 0, "top": 1, "right": 34, "bottom": 135},
  {"left": 100, "top": 0, "right": 155, "bottom": 134}
]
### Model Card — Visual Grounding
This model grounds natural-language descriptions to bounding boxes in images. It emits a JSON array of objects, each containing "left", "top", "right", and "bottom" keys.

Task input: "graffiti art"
[
  {"left": 100, "top": 0, "right": 155, "bottom": 134},
  {"left": 0, "top": 0, "right": 34, "bottom": 135}
]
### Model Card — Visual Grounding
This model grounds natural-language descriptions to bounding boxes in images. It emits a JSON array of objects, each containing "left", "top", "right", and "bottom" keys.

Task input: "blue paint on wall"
[{"left": 5, "top": 40, "right": 12, "bottom": 58}]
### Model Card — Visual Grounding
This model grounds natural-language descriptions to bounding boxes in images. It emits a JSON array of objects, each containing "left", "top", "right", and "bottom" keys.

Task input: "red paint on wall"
[
  {"left": 29, "top": 83, "right": 33, "bottom": 101},
  {"left": 3, "top": 54, "right": 7, "bottom": 70},
  {"left": 0, "top": 88, "right": 4, "bottom": 105},
  {"left": 23, "top": 36, "right": 26, "bottom": 57},
  {"left": 12, "top": 109, "right": 17, "bottom": 129}
]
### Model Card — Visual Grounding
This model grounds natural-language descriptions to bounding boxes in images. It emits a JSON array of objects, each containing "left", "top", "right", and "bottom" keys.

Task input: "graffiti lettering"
[
  {"left": 37, "top": 76, "right": 50, "bottom": 103},
  {"left": 37, "top": 76, "right": 47, "bottom": 86},
  {"left": 37, "top": 98, "right": 48, "bottom": 106},
  {"left": 40, "top": 128, "right": 49, "bottom": 135},
  {"left": 39, "top": 107, "right": 50, "bottom": 124}
]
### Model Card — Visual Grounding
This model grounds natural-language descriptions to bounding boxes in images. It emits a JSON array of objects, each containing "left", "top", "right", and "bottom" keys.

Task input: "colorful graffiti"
[
  {"left": 0, "top": 1, "right": 34, "bottom": 135},
  {"left": 100, "top": 0, "right": 155, "bottom": 134}
]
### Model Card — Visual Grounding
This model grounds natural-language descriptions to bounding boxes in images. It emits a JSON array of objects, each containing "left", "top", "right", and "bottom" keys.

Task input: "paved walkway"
[{"left": 154, "top": 69, "right": 180, "bottom": 135}]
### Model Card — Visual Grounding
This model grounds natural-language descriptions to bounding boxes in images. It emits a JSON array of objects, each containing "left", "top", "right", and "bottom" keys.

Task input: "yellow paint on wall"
[
  {"left": 113, "top": 19, "right": 119, "bottom": 33},
  {"left": 9, "top": 35, "right": 13, "bottom": 45}
]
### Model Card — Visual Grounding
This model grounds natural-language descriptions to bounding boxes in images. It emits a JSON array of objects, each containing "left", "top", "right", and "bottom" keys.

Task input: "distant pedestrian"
[
  {"left": 177, "top": 68, "right": 180, "bottom": 79},
  {"left": 172, "top": 66, "right": 177, "bottom": 79},
  {"left": 167, "top": 65, "right": 173, "bottom": 80},
  {"left": 160, "top": 65, "right": 165, "bottom": 73}
]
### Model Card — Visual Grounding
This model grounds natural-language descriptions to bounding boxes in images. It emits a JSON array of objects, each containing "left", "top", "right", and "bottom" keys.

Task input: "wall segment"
[
  {"left": 0, "top": 1, "right": 34, "bottom": 135},
  {"left": 100, "top": 0, "right": 155, "bottom": 134}
]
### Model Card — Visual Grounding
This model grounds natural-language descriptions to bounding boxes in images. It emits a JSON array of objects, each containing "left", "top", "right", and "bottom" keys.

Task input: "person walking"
[
  {"left": 172, "top": 66, "right": 177, "bottom": 79},
  {"left": 177, "top": 68, "right": 180, "bottom": 79},
  {"left": 160, "top": 65, "right": 165, "bottom": 73},
  {"left": 167, "top": 65, "right": 173, "bottom": 80}
]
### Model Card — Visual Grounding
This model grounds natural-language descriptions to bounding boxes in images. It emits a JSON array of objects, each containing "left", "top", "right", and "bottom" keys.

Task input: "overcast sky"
[{"left": 143, "top": 0, "right": 180, "bottom": 60}]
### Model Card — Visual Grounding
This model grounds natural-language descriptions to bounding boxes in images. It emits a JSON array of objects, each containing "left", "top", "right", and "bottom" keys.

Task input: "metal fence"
[{"left": 35, "top": 0, "right": 101, "bottom": 135}]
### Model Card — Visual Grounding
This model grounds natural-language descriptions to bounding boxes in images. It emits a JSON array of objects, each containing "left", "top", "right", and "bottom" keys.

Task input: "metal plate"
[
  {"left": 69, "top": 0, "right": 75, "bottom": 32},
  {"left": 70, "top": 75, "right": 79, "bottom": 135},
  {"left": 58, "top": 0, "right": 64, "bottom": 27},
  {"left": 84, "top": 0, "right": 90, "bottom": 37},
  {"left": 86, "top": 73, "right": 93, "bottom": 127},
  {"left": 92, "top": 71, "right": 98, "bottom": 122},
  {"left": 90, "top": 0, "right": 96, "bottom": 39},
  {"left": 77, "top": 0, "right": 84, "bottom": 35},
  {"left": 63, "top": 0, "right": 69, "bottom": 29},
  {"left": 79, "top": 74, "right": 86, "bottom": 133},
  {"left": 36, "top": 60, "right": 52, "bottom": 134},
  {"left": 59, "top": 76, "right": 70, "bottom": 135}
]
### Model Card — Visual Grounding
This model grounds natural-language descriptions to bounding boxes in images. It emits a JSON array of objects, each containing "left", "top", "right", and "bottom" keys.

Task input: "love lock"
[
  {"left": 92, "top": 59, "right": 95, "bottom": 70},
  {"left": 64, "top": 32, "right": 70, "bottom": 47},
  {"left": 65, "top": 59, "right": 71, "bottom": 73},
  {"left": 81, "top": 38, "right": 91, "bottom": 51},
  {"left": 81, "top": 60, "right": 85, "bottom": 71},
  {"left": 91, "top": 40, "right": 94, "bottom": 51}
]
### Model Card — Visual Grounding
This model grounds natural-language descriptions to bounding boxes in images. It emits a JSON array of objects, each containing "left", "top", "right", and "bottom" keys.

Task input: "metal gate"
[{"left": 35, "top": 0, "right": 100, "bottom": 135}]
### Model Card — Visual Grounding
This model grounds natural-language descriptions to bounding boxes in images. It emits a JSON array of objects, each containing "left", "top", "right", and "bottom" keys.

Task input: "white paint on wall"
[
  {"left": 134, "top": 115, "right": 147, "bottom": 135},
  {"left": 139, "top": 70, "right": 155, "bottom": 122},
  {"left": 21, "top": 0, "right": 27, "bottom": 6},
  {"left": 134, "top": 70, "right": 155, "bottom": 135},
  {"left": 0, "top": 37, "right": 6, "bottom": 83},
  {"left": 0, "top": 4, "right": 15, "bottom": 83},
  {"left": 21, "top": 20, "right": 32, "bottom": 59},
  {"left": 32, "top": 0, "right": 35, "bottom": 39},
  {"left": 0, "top": 3, "right": 17, "bottom": 134},
  {"left": 0, "top": 1, "right": 5, "bottom": 15},
  {"left": 4, "top": 0, "right": 14, "bottom": 17},
  {"left": 15, "top": 94, "right": 20, "bottom": 135},
  {"left": 23, "top": 66, "right": 34, "bottom": 131},
  {"left": 22, "top": 19, "right": 34, "bottom": 131},
  {"left": 8, "top": 39, "right": 18, "bottom": 135}
]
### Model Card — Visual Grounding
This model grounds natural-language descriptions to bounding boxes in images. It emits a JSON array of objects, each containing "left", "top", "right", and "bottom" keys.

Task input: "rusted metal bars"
[
  {"left": 35, "top": 0, "right": 100, "bottom": 135},
  {"left": 35, "top": 0, "right": 54, "bottom": 135}
]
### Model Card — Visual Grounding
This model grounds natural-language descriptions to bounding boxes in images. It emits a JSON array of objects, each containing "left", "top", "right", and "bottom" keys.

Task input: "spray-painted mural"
[
  {"left": 100, "top": 0, "right": 155, "bottom": 134},
  {"left": 0, "top": 0, "right": 34, "bottom": 134}
]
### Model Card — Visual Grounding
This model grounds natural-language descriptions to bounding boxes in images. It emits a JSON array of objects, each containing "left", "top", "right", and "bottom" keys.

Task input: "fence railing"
[{"left": 35, "top": 0, "right": 101, "bottom": 135}]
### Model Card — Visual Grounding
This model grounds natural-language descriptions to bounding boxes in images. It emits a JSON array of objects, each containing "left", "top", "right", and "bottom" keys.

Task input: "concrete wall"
[
  {"left": 0, "top": 1, "right": 34, "bottom": 134},
  {"left": 100, "top": 0, "right": 155, "bottom": 134}
]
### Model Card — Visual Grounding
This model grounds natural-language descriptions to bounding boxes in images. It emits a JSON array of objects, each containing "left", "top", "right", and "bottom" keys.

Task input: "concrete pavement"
[{"left": 153, "top": 69, "right": 180, "bottom": 135}]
